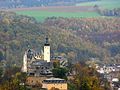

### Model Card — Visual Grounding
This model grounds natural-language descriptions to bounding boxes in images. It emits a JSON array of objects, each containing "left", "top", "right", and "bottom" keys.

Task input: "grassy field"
[
  {"left": 15, "top": 0, "right": 120, "bottom": 22},
  {"left": 16, "top": 11, "right": 100, "bottom": 22},
  {"left": 76, "top": 0, "right": 120, "bottom": 9}
]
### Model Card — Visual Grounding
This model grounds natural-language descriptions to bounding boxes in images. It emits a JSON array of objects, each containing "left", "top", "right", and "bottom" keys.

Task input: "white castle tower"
[
  {"left": 44, "top": 37, "right": 50, "bottom": 62},
  {"left": 22, "top": 52, "right": 27, "bottom": 72}
]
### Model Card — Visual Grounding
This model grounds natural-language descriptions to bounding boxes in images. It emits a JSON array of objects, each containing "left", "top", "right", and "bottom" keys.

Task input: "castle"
[
  {"left": 22, "top": 37, "right": 52, "bottom": 76},
  {"left": 21, "top": 37, "right": 68, "bottom": 90},
  {"left": 22, "top": 37, "right": 68, "bottom": 76}
]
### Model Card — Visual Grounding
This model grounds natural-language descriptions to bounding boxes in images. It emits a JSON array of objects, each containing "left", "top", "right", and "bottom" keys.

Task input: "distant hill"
[{"left": 0, "top": 0, "right": 97, "bottom": 9}]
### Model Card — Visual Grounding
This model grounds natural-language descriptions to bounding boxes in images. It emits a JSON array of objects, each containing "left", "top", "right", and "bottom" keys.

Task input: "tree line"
[{"left": 0, "top": 0, "right": 97, "bottom": 8}]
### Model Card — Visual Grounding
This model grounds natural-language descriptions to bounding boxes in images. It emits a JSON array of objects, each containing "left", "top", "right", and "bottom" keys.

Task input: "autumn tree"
[{"left": 71, "top": 63, "right": 104, "bottom": 90}]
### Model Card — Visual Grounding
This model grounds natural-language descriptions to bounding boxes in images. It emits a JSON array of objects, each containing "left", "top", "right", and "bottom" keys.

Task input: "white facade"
[
  {"left": 112, "top": 78, "right": 119, "bottom": 82},
  {"left": 44, "top": 45, "right": 50, "bottom": 62},
  {"left": 22, "top": 52, "right": 27, "bottom": 72}
]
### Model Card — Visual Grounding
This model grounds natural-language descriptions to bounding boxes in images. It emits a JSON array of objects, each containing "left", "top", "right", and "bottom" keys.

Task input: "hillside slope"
[
  {"left": 0, "top": 11, "right": 120, "bottom": 66},
  {"left": 0, "top": 11, "right": 100, "bottom": 66}
]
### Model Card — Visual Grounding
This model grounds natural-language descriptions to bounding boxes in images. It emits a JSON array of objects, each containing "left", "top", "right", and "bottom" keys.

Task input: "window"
[
  {"left": 41, "top": 67, "right": 44, "bottom": 69},
  {"left": 31, "top": 80, "right": 33, "bottom": 83}
]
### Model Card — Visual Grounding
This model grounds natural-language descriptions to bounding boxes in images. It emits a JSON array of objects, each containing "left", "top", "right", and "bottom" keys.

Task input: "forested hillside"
[
  {"left": 44, "top": 17, "right": 120, "bottom": 58},
  {"left": 0, "top": 11, "right": 120, "bottom": 67}
]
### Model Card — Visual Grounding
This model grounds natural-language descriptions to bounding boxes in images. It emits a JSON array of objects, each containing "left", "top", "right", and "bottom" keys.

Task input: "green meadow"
[
  {"left": 16, "top": 0, "right": 120, "bottom": 22},
  {"left": 76, "top": 0, "right": 120, "bottom": 9},
  {"left": 16, "top": 11, "right": 100, "bottom": 22}
]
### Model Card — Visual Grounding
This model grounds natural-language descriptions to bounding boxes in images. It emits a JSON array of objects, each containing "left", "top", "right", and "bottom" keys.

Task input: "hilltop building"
[
  {"left": 42, "top": 78, "right": 67, "bottom": 90},
  {"left": 22, "top": 37, "right": 52, "bottom": 75},
  {"left": 22, "top": 37, "right": 68, "bottom": 75}
]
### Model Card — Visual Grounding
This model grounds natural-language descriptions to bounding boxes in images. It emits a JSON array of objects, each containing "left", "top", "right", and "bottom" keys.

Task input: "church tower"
[{"left": 44, "top": 37, "right": 50, "bottom": 62}]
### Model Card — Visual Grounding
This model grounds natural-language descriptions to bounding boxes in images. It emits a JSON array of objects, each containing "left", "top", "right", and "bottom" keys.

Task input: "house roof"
[{"left": 42, "top": 77, "right": 66, "bottom": 83}]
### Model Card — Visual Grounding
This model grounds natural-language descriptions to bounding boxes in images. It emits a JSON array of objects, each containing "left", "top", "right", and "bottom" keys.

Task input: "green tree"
[
  {"left": 0, "top": 51, "right": 4, "bottom": 61},
  {"left": 103, "top": 79, "right": 110, "bottom": 90},
  {"left": 0, "top": 68, "right": 3, "bottom": 77},
  {"left": 68, "top": 83, "right": 77, "bottom": 90},
  {"left": 52, "top": 67, "right": 68, "bottom": 79},
  {"left": 80, "top": 81, "right": 91, "bottom": 90}
]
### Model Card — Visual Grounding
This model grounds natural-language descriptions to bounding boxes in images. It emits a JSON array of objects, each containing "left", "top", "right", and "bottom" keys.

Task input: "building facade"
[{"left": 42, "top": 78, "right": 67, "bottom": 90}]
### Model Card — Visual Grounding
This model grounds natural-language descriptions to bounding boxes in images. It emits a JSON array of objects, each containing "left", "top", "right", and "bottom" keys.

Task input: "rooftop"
[
  {"left": 42, "top": 77, "right": 67, "bottom": 83},
  {"left": 45, "top": 77, "right": 65, "bottom": 81}
]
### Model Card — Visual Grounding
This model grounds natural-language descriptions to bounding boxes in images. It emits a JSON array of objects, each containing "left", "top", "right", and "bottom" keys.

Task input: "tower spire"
[
  {"left": 45, "top": 36, "right": 48, "bottom": 44},
  {"left": 44, "top": 36, "right": 50, "bottom": 46}
]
